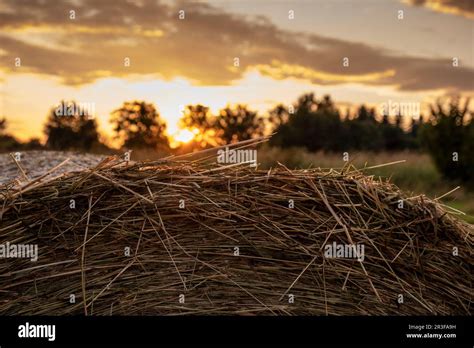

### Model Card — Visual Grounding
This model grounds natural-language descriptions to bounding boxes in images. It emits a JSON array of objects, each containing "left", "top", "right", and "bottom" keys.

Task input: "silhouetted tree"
[
  {"left": 215, "top": 105, "right": 265, "bottom": 145},
  {"left": 0, "top": 118, "right": 23, "bottom": 151},
  {"left": 0, "top": 118, "right": 6, "bottom": 133},
  {"left": 421, "top": 97, "right": 473, "bottom": 184},
  {"left": 179, "top": 104, "right": 264, "bottom": 147},
  {"left": 406, "top": 117, "right": 422, "bottom": 149},
  {"left": 270, "top": 93, "right": 425, "bottom": 152},
  {"left": 111, "top": 101, "right": 168, "bottom": 150},
  {"left": 343, "top": 105, "right": 384, "bottom": 151},
  {"left": 271, "top": 94, "right": 344, "bottom": 151},
  {"left": 356, "top": 105, "right": 377, "bottom": 123},
  {"left": 395, "top": 113, "right": 403, "bottom": 129},
  {"left": 44, "top": 101, "right": 100, "bottom": 151},
  {"left": 268, "top": 104, "right": 291, "bottom": 129},
  {"left": 179, "top": 104, "right": 215, "bottom": 148}
]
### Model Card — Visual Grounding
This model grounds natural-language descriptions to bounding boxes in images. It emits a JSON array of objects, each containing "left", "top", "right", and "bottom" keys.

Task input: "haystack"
[{"left": 0, "top": 143, "right": 472, "bottom": 315}]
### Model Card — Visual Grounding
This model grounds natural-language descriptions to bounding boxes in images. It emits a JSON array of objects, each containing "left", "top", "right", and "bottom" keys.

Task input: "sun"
[{"left": 172, "top": 128, "right": 199, "bottom": 147}]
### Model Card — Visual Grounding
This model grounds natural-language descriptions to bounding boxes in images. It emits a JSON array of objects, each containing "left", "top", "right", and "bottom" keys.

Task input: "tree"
[
  {"left": 44, "top": 101, "right": 100, "bottom": 151},
  {"left": 405, "top": 117, "right": 422, "bottom": 149},
  {"left": 179, "top": 104, "right": 216, "bottom": 148},
  {"left": 214, "top": 105, "right": 265, "bottom": 145},
  {"left": 342, "top": 105, "right": 384, "bottom": 151},
  {"left": 0, "top": 118, "right": 23, "bottom": 151},
  {"left": 270, "top": 94, "right": 344, "bottom": 152},
  {"left": 421, "top": 97, "right": 473, "bottom": 184},
  {"left": 110, "top": 101, "right": 169, "bottom": 150},
  {"left": 179, "top": 104, "right": 264, "bottom": 147},
  {"left": 356, "top": 105, "right": 377, "bottom": 123},
  {"left": 0, "top": 118, "right": 6, "bottom": 133},
  {"left": 268, "top": 104, "right": 291, "bottom": 130}
]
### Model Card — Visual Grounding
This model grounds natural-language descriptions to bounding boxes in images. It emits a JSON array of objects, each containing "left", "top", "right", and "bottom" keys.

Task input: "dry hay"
[{"left": 0, "top": 144, "right": 472, "bottom": 315}]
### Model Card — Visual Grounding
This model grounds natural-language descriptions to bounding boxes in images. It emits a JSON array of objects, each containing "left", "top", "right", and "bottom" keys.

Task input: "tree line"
[{"left": 0, "top": 93, "right": 472, "bottom": 184}]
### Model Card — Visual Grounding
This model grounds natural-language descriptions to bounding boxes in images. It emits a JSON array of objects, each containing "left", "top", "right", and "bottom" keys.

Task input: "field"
[{"left": 257, "top": 147, "right": 474, "bottom": 223}]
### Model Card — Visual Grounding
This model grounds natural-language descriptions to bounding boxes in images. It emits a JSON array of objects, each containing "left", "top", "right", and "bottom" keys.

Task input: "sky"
[{"left": 0, "top": 0, "right": 473, "bottom": 145}]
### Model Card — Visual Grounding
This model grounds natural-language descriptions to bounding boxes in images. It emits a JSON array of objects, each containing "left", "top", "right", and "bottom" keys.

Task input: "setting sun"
[{"left": 172, "top": 128, "right": 197, "bottom": 144}]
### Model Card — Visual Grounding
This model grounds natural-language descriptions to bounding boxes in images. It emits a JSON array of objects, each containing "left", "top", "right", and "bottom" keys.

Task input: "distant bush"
[
  {"left": 22, "top": 138, "right": 44, "bottom": 151},
  {"left": 0, "top": 134, "right": 23, "bottom": 152}
]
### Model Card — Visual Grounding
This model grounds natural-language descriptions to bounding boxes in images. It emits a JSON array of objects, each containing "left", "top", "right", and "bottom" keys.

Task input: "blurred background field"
[{"left": 257, "top": 147, "right": 473, "bottom": 223}]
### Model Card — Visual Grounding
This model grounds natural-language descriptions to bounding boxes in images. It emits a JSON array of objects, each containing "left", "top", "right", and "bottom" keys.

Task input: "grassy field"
[{"left": 257, "top": 146, "right": 474, "bottom": 223}]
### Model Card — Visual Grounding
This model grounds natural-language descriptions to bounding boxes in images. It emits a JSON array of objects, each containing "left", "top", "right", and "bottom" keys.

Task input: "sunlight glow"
[{"left": 173, "top": 128, "right": 198, "bottom": 143}]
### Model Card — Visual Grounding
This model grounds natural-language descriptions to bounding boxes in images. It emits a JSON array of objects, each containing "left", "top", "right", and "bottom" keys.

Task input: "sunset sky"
[{"left": 0, "top": 0, "right": 473, "bottom": 145}]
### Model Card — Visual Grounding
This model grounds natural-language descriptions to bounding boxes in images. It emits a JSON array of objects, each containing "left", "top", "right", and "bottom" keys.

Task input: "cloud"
[
  {"left": 402, "top": 0, "right": 474, "bottom": 19},
  {"left": 0, "top": 0, "right": 472, "bottom": 92}
]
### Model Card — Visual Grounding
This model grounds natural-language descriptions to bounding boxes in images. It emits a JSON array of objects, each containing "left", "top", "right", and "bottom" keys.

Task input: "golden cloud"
[
  {"left": 0, "top": 0, "right": 472, "bottom": 92},
  {"left": 402, "top": 0, "right": 474, "bottom": 19},
  {"left": 255, "top": 61, "right": 396, "bottom": 84}
]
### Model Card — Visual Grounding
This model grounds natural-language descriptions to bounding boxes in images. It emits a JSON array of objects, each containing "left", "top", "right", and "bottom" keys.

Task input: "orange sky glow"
[{"left": 0, "top": 0, "right": 472, "bottom": 147}]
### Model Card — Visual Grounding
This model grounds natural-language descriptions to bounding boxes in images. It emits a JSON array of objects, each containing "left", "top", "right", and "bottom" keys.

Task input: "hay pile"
[{"left": 0, "top": 146, "right": 472, "bottom": 315}]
